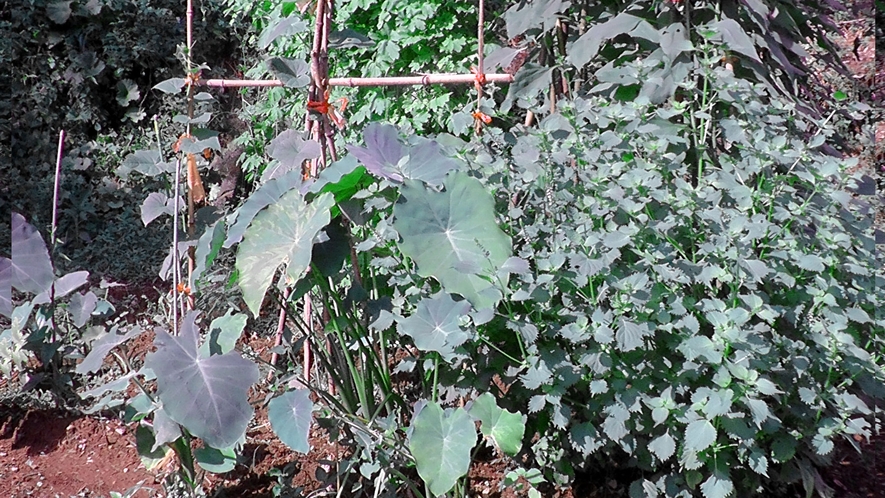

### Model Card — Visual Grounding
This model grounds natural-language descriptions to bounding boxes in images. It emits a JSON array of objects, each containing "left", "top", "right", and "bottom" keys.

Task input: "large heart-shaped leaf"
[
  {"left": 236, "top": 191, "right": 335, "bottom": 315},
  {"left": 398, "top": 292, "right": 471, "bottom": 360},
  {"left": 568, "top": 13, "right": 644, "bottom": 68},
  {"left": 408, "top": 401, "right": 476, "bottom": 497},
  {"left": 393, "top": 172, "right": 511, "bottom": 309},
  {"left": 467, "top": 392, "right": 525, "bottom": 456},
  {"left": 224, "top": 170, "right": 304, "bottom": 248},
  {"left": 144, "top": 311, "right": 259, "bottom": 449},
  {"left": 11, "top": 213, "right": 54, "bottom": 295},
  {"left": 268, "top": 389, "right": 314, "bottom": 453}
]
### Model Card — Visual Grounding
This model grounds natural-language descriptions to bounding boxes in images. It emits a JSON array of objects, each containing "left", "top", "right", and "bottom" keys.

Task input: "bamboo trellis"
[{"left": 174, "top": 0, "right": 509, "bottom": 384}]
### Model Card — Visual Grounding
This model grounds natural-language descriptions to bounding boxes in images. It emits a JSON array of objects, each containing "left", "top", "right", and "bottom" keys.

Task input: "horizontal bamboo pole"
[{"left": 199, "top": 73, "right": 513, "bottom": 89}]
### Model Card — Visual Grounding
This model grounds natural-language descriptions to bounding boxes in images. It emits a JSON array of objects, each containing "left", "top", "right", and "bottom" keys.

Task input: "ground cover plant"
[{"left": 2, "top": 0, "right": 884, "bottom": 497}]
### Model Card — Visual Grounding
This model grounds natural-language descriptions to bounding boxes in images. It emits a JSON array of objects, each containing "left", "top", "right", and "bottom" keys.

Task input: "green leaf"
[
  {"left": 199, "top": 310, "right": 247, "bottom": 357},
  {"left": 115, "top": 79, "right": 140, "bottom": 107},
  {"left": 46, "top": 1, "right": 72, "bottom": 23},
  {"left": 832, "top": 90, "right": 848, "bottom": 102},
  {"left": 267, "top": 57, "right": 310, "bottom": 88},
  {"left": 153, "top": 78, "right": 186, "bottom": 94},
  {"left": 468, "top": 392, "right": 525, "bottom": 456},
  {"left": 699, "top": 470, "right": 734, "bottom": 498},
  {"left": 236, "top": 191, "right": 335, "bottom": 315},
  {"left": 195, "top": 446, "right": 237, "bottom": 473},
  {"left": 684, "top": 419, "right": 717, "bottom": 452},
  {"left": 259, "top": 16, "right": 309, "bottom": 49},
  {"left": 393, "top": 172, "right": 511, "bottom": 309},
  {"left": 408, "top": 401, "right": 476, "bottom": 497},
  {"left": 648, "top": 432, "right": 676, "bottom": 462},
  {"left": 268, "top": 389, "right": 314, "bottom": 453},
  {"left": 398, "top": 292, "right": 472, "bottom": 359}
]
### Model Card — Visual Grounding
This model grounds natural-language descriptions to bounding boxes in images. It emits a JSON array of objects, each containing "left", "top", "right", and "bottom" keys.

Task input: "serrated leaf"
[
  {"left": 615, "top": 317, "right": 650, "bottom": 352},
  {"left": 648, "top": 432, "right": 676, "bottom": 461},
  {"left": 267, "top": 57, "right": 310, "bottom": 88},
  {"left": 796, "top": 254, "right": 825, "bottom": 272},
  {"left": 46, "top": 1, "right": 72, "bottom": 23},
  {"left": 144, "top": 311, "right": 259, "bottom": 448},
  {"left": 77, "top": 326, "right": 145, "bottom": 374},
  {"left": 268, "top": 389, "right": 314, "bottom": 453},
  {"left": 699, "top": 470, "right": 734, "bottom": 498},
  {"left": 408, "top": 402, "right": 476, "bottom": 497},
  {"left": 468, "top": 392, "right": 525, "bottom": 456},
  {"left": 684, "top": 419, "right": 717, "bottom": 452},
  {"left": 393, "top": 172, "right": 511, "bottom": 309},
  {"left": 398, "top": 292, "right": 471, "bottom": 359},
  {"left": 11, "top": 213, "right": 54, "bottom": 295},
  {"left": 236, "top": 191, "right": 334, "bottom": 315}
]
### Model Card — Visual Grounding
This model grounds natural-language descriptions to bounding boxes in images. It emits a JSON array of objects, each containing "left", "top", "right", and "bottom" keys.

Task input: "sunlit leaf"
[
  {"left": 144, "top": 311, "right": 258, "bottom": 449},
  {"left": 268, "top": 389, "right": 314, "bottom": 453},
  {"left": 408, "top": 401, "right": 476, "bottom": 497},
  {"left": 236, "top": 191, "right": 334, "bottom": 315},
  {"left": 393, "top": 172, "right": 511, "bottom": 309}
]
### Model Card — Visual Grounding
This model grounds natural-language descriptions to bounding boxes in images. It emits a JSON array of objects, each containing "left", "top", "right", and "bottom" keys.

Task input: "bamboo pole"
[{"left": 198, "top": 73, "right": 513, "bottom": 89}]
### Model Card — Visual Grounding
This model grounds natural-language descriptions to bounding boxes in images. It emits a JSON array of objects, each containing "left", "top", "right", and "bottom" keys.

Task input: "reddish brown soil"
[{"left": 0, "top": 408, "right": 158, "bottom": 497}]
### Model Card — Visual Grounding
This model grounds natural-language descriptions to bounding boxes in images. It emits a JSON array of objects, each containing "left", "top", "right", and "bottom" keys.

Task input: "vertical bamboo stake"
[{"left": 184, "top": 0, "right": 198, "bottom": 312}]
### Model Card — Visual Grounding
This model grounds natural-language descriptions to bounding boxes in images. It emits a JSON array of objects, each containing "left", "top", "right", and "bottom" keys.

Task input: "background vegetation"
[{"left": 2, "top": 0, "right": 883, "bottom": 497}]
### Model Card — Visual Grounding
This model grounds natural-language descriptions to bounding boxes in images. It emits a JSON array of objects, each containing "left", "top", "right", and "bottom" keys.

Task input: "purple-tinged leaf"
[
  {"left": 263, "top": 130, "right": 321, "bottom": 182},
  {"left": 33, "top": 270, "right": 90, "bottom": 305},
  {"left": 77, "top": 325, "right": 145, "bottom": 374},
  {"left": 568, "top": 13, "right": 644, "bottom": 68},
  {"left": 151, "top": 408, "right": 183, "bottom": 452},
  {"left": 141, "top": 192, "right": 183, "bottom": 226},
  {"left": 0, "top": 258, "right": 12, "bottom": 318},
  {"left": 144, "top": 311, "right": 258, "bottom": 449},
  {"left": 11, "top": 213, "right": 54, "bottom": 295},
  {"left": 69, "top": 291, "right": 98, "bottom": 327},
  {"left": 713, "top": 19, "right": 761, "bottom": 63},
  {"left": 347, "top": 123, "right": 460, "bottom": 185}
]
